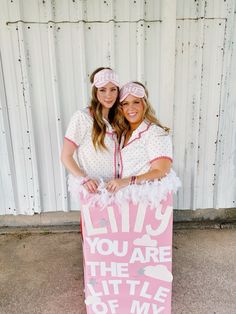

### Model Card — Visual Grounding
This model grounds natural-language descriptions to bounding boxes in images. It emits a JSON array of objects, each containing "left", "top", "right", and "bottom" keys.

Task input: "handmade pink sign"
[{"left": 80, "top": 192, "right": 173, "bottom": 314}]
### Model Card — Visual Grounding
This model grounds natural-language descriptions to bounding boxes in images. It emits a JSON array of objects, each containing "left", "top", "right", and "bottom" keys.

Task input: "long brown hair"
[
  {"left": 89, "top": 67, "right": 119, "bottom": 150},
  {"left": 114, "top": 81, "right": 170, "bottom": 141}
]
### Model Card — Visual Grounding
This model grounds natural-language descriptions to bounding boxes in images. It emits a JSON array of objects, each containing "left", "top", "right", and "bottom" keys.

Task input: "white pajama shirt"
[
  {"left": 119, "top": 120, "right": 173, "bottom": 178},
  {"left": 65, "top": 109, "right": 118, "bottom": 181}
]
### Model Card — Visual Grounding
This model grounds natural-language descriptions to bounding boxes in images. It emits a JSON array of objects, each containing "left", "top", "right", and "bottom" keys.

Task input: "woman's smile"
[{"left": 127, "top": 111, "right": 137, "bottom": 117}]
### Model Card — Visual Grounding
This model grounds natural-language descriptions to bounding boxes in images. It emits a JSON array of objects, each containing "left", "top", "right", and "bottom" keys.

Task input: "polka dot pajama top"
[
  {"left": 65, "top": 109, "right": 118, "bottom": 181},
  {"left": 119, "top": 120, "right": 173, "bottom": 178}
]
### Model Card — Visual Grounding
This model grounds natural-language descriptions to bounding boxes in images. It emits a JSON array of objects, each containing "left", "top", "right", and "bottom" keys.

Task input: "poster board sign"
[{"left": 81, "top": 193, "right": 173, "bottom": 314}]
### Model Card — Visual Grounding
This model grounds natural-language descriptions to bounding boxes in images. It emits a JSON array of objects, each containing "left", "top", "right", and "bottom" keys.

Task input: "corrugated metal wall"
[{"left": 0, "top": 0, "right": 235, "bottom": 215}]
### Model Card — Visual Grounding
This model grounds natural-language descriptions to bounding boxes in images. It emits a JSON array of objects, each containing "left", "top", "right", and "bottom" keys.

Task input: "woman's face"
[
  {"left": 121, "top": 95, "right": 144, "bottom": 130},
  {"left": 97, "top": 82, "right": 118, "bottom": 110}
]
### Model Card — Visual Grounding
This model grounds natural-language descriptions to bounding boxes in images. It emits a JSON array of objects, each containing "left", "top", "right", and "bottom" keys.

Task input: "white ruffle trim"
[{"left": 68, "top": 170, "right": 181, "bottom": 209}]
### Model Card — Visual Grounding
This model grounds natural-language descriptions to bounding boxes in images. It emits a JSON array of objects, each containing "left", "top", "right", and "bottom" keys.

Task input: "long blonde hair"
[
  {"left": 114, "top": 81, "right": 170, "bottom": 141},
  {"left": 89, "top": 67, "right": 119, "bottom": 150}
]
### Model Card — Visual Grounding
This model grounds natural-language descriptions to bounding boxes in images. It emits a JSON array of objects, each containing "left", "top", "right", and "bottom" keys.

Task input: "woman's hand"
[
  {"left": 106, "top": 178, "right": 129, "bottom": 193},
  {"left": 83, "top": 179, "right": 99, "bottom": 193}
]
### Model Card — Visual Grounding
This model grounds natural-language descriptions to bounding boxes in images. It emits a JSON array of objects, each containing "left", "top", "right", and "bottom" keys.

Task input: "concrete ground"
[{"left": 0, "top": 226, "right": 235, "bottom": 314}]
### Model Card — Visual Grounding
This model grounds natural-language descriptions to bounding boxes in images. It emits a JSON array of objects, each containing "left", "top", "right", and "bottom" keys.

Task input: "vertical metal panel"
[
  {"left": 0, "top": 2, "right": 40, "bottom": 214},
  {"left": 0, "top": 0, "right": 235, "bottom": 215},
  {"left": 20, "top": 22, "right": 65, "bottom": 213},
  {"left": 215, "top": 0, "right": 236, "bottom": 209},
  {"left": 159, "top": 0, "right": 176, "bottom": 129},
  {"left": 0, "top": 53, "right": 16, "bottom": 214},
  {"left": 174, "top": 18, "right": 204, "bottom": 210},
  {"left": 195, "top": 19, "right": 225, "bottom": 209},
  {"left": 144, "top": 21, "right": 161, "bottom": 105}
]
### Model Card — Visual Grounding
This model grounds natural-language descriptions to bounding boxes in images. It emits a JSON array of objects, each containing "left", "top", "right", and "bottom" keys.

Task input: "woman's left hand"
[{"left": 106, "top": 178, "right": 129, "bottom": 193}]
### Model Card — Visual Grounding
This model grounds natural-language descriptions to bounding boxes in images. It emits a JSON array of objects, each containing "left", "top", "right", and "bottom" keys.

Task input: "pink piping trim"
[
  {"left": 107, "top": 132, "right": 118, "bottom": 179},
  {"left": 119, "top": 148, "right": 123, "bottom": 178},
  {"left": 107, "top": 131, "right": 117, "bottom": 178},
  {"left": 150, "top": 156, "right": 173, "bottom": 163},
  {"left": 112, "top": 133, "right": 117, "bottom": 179},
  {"left": 114, "top": 144, "right": 117, "bottom": 178},
  {"left": 64, "top": 137, "right": 79, "bottom": 148},
  {"left": 123, "top": 123, "right": 151, "bottom": 148}
]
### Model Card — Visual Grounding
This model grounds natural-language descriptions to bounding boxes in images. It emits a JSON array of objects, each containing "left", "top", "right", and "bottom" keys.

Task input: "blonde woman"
[
  {"left": 107, "top": 81, "right": 174, "bottom": 192},
  {"left": 105, "top": 81, "right": 180, "bottom": 314}
]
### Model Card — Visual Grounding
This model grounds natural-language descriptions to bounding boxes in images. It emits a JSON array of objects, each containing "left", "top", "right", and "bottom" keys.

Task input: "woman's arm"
[
  {"left": 61, "top": 139, "right": 98, "bottom": 193},
  {"left": 136, "top": 158, "right": 171, "bottom": 182},
  {"left": 106, "top": 158, "right": 172, "bottom": 193},
  {"left": 61, "top": 139, "right": 85, "bottom": 177}
]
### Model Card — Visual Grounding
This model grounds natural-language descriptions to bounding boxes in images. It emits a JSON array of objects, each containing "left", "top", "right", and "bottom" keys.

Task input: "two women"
[
  {"left": 61, "top": 68, "right": 180, "bottom": 314},
  {"left": 61, "top": 71, "right": 174, "bottom": 195}
]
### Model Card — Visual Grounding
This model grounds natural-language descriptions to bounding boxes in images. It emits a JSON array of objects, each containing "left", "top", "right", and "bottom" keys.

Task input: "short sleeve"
[
  {"left": 65, "top": 110, "right": 88, "bottom": 147},
  {"left": 146, "top": 125, "right": 173, "bottom": 163}
]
